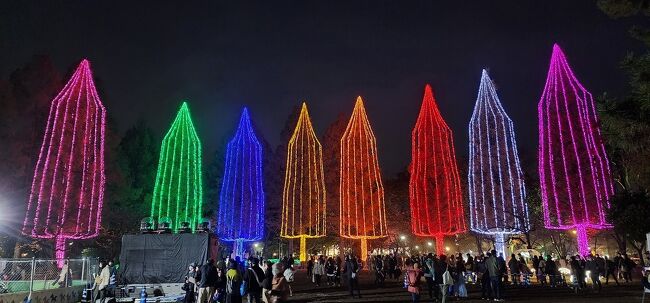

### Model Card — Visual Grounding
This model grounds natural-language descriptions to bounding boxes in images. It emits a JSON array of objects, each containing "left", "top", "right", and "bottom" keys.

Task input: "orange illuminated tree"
[
  {"left": 281, "top": 103, "right": 327, "bottom": 262},
  {"left": 410, "top": 85, "right": 466, "bottom": 255},
  {"left": 340, "top": 97, "right": 387, "bottom": 261}
]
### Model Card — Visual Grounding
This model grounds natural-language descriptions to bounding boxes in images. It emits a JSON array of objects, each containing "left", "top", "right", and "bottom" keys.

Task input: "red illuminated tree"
[
  {"left": 340, "top": 97, "right": 388, "bottom": 261},
  {"left": 410, "top": 85, "right": 466, "bottom": 255}
]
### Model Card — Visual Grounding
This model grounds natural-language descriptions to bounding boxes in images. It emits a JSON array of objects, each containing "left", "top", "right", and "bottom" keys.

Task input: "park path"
[{"left": 283, "top": 269, "right": 645, "bottom": 302}]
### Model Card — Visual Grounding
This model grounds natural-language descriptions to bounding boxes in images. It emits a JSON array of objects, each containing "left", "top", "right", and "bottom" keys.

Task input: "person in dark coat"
[
  {"left": 198, "top": 259, "right": 218, "bottom": 303},
  {"left": 343, "top": 255, "right": 361, "bottom": 298},
  {"left": 182, "top": 263, "right": 197, "bottom": 303},
  {"left": 243, "top": 258, "right": 265, "bottom": 303}
]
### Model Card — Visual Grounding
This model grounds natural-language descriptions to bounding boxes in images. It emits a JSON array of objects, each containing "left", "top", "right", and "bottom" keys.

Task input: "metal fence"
[{"left": 0, "top": 258, "right": 98, "bottom": 295}]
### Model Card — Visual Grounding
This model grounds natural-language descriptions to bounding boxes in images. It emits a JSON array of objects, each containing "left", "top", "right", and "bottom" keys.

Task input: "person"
[
  {"left": 545, "top": 255, "right": 558, "bottom": 287},
  {"left": 622, "top": 254, "right": 635, "bottom": 282},
  {"left": 52, "top": 260, "right": 72, "bottom": 288},
  {"left": 465, "top": 253, "right": 475, "bottom": 283},
  {"left": 215, "top": 266, "right": 226, "bottom": 303},
  {"left": 313, "top": 256, "right": 325, "bottom": 287},
  {"left": 595, "top": 254, "right": 606, "bottom": 281},
  {"left": 335, "top": 256, "right": 342, "bottom": 287},
  {"left": 261, "top": 261, "right": 273, "bottom": 303},
  {"left": 585, "top": 255, "right": 602, "bottom": 292},
  {"left": 508, "top": 253, "right": 520, "bottom": 286},
  {"left": 388, "top": 254, "right": 397, "bottom": 279},
  {"left": 182, "top": 263, "right": 197, "bottom": 303},
  {"left": 283, "top": 260, "right": 295, "bottom": 296},
  {"left": 197, "top": 259, "right": 217, "bottom": 303},
  {"left": 406, "top": 261, "right": 423, "bottom": 303},
  {"left": 497, "top": 253, "right": 507, "bottom": 298},
  {"left": 478, "top": 253, "right": 491, "bottom": 300},
  {"left": 243, "top": 258, "right": 264, "bottom": 303},
  {"left": 642, "top": 268, "right": 650, "bottom": 295},
  {"left": 306, "top": 256, "right": 314, "bottom": 279},
  {"left": 326, "top": 257, "right": 336, "bottom": 286},
  {"left": 343, "top": 255, "right": 361, "bottom": 298},
  {"left": 374, "top": 255, "right": 385, "bottom": 287},
  {"left": 270, "top": 263, "right": 289, "bottom": 303},
  {"left": 537, "top": 256, "right": 546, "bottom": 285},
  {"left": 455, "top": 253, "right": 467, "bottom": 298},
  {"left": 94, "top": 260, "right": 111, "bottom": 302},
  {"left": 423, "top": 255, "right": 435, "bottom": 300},
  {"left": 604, "top": 255, "right": 619, "bottom": 285},
  {"left": 486, "top": 250, "right": 503, "bottom": 301},
  {"left": 570, "top": 255, "right": 586, "bottom": 289},
  {"left": 107, "top": 260, "right": 117, "bottom": 296},
  {"left": 225, "top": 261, "right": 242, "bottom": 303}
]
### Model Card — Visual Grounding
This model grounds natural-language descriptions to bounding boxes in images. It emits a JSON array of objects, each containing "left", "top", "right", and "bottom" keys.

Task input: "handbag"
[
  {"left": 442, "top": 265, "right": 454, "bottom": 285},
  {"left": 406, "top": 271, "right": 419, "bottom": 294}
]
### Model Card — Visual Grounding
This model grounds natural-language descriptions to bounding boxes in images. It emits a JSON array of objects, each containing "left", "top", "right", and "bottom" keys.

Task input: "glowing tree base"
[
  {"left": 494, "top": 233, "right": 507, "bottom": 258},
  {"left": 55, "top": 235, "right": 66, "bottom": 267},
  {"left": 435, "top": 236, "right": 445, "bottom": 256},
  {"left": 360, "top": 238, "right": 368, "bottom": 262},
  {"left": 299, "top": 236, "right": 307, "bottom": 262},
  {"left": 575, "top": 225, "right": 590, "bottom": 256},
  {"left": 233, "top": 240, "right": 246, "bottom": 259}
]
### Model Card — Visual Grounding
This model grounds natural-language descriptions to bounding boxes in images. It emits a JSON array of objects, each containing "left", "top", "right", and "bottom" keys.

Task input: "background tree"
[{"left": 598, "top": 0, "right": 650, "bottom": 262}]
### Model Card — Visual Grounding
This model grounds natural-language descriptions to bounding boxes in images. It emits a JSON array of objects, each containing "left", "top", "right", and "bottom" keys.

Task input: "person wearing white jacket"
[
  {"left": 313, "top": 257, "right": 326, "bottom": 287},
  {"left": 94, "top": 260, "right": 111, "bottom": 302}
]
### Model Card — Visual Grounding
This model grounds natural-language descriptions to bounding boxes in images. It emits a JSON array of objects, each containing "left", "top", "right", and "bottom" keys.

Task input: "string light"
[
  {"left": 151, "top": 102, "right": 203, "bottom": 232},
  {"left": 538, "top": 44, "right": 614, "bottom": 256},
  {"left": 22, "top": 59, "right": 106, "bottom": 266},
  {"left": 217, "top": 108, "right": 265, "bottom": 258},
  {"left": 340, "top": 97, "right": 387, "bottom": 261},
  {"left": 281, "top": 103, "right": 327, "bottom": 262},
  {"left": 409, "top": 85, "right": 466, "bottom": 255},
  {"left": 468, "top": 70, "right": 530, "bottom": 257}
]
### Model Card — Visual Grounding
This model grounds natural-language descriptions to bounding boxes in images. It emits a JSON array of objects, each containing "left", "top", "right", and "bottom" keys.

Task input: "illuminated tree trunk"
[
  {"left": 576, "top": 225, "right": 589, "bottom": 256},
  {"left": 360, "top": 238, "right": 368, "bottom": 262},
  {"left": 299, "top": 236, "right": 307, "bottom": 262},
  {"left": 494, "top": 233, "right": 506, "bottom": 258},
  {"left": 435, "top": 236, "right": 445, "bottom": 256}
]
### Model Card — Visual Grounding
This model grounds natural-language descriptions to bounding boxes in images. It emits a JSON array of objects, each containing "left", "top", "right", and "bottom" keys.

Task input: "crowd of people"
[
  {"left": 365, "top": 250, "right": 644, "bottom": 302},
  {"left": 182, "top": 256, "right": 298, "bottom": 303}
]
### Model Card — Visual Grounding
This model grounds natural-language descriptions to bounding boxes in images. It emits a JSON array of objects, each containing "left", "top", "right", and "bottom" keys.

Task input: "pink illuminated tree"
[
  {"left": 538, "top": 44, "right": 614, "bottom": 256},
  {"left": 22, "top": 59, "right": 106, "bottom": 264}
]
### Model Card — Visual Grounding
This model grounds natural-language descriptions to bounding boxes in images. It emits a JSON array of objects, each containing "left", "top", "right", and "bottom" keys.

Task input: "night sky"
[{"left": 1, "top": 1, "right": 645, "bottom": 175}]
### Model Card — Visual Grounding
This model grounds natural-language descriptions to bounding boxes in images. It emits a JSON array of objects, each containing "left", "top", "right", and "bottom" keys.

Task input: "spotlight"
[
  {"left": 157, "top": 217, "right": 172, "bottom": 233},
  {"left": 140, "top": 217, "right": 155, "bottom": 234}
]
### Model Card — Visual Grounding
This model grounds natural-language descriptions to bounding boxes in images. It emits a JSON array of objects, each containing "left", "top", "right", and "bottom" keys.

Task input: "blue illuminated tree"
[
  {"left": 468, "top": 70, "right": 530, "bottom": 257},
  {"left": 217, "top": 108, "right": 265, "bottom": 257}
]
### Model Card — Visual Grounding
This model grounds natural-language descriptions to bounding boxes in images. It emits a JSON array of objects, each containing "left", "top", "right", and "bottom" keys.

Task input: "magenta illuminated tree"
[
  {"left": 538, "top": 44, "right": 614, "bottom": 256},
  {"left": 22, "top": 59, "right": 106, "bottom": 264}
]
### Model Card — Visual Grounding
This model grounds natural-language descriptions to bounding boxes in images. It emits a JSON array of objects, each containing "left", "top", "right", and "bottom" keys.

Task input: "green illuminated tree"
[{"left": 151, "top": 102, "right": 203, "bottom": 231}]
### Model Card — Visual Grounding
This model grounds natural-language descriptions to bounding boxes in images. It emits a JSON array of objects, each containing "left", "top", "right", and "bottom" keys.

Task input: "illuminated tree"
[
  {"left": 151, "top": 102, "right": 203, "bottom": 232},
  {"left": 340, "top": 97, "right": 387, "bottom": 261},
  {"left": 468, "top": 70, "right": 530, "bottom": 257},
  {"left": 410, "top": 85, "right": 466, "bottom": 255},
  {"left": 281, "top": 103, "right": 326, "bottom": 262},
  {"left": 217, "top": 108, "right": 265, "bottom": 257},
  {"left": 538, "top": 44, "right": 614, "bottom": 255},
  {"left": 22, "top": 59, "right": 106, "bottom": 264}
]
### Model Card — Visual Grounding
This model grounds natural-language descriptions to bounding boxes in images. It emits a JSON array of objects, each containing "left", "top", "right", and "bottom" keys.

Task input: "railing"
[{"left": 0, "top": 258, "right": 98, "bottom": 296}]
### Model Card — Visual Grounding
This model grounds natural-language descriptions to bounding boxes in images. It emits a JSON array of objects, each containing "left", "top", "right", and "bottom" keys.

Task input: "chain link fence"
[{"left": 0, "top": 258, "right": 98, "bottom": 294}]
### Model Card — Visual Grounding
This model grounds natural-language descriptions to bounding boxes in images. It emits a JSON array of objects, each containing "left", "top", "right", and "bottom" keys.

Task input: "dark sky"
[{"left": 1, "top": 1, "right": 645, "bottom": 175}]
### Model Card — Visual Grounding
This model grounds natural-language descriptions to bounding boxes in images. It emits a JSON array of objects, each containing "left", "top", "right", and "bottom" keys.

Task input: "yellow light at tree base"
[
  {"left": 280, "top": 103, "right": 327, "bottom": 262},
  {"left": 340, "top": 97, "right": 388, "bottom": 262}
]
